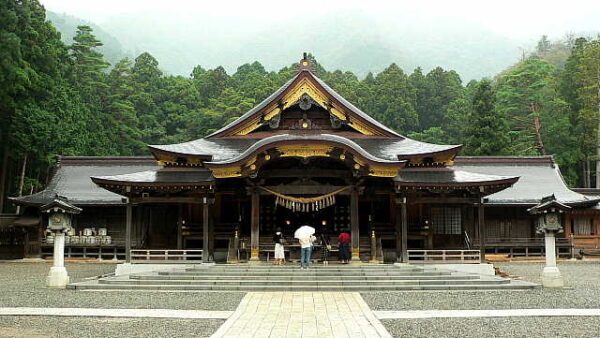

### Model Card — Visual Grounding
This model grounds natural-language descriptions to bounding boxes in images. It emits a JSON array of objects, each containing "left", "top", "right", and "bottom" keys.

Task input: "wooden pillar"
[
  {"left": 478, "top": 198, "right": 485, "bottom": 262},
  {"left": 250, "top": 189, "right": 260, "bottom": 261},
  {"left": 202, "top": 196, "right": 212, "bottom": 263},
  {"left": 208, "top": 200, "right": 215, "bottom": 260},
  {"left": 177, "top": 204, "right": 183, "bottom": 249},
  {"left": 401, "top": 197, "right": 408, "bottom": 262},
  {"left": 125, "top": 198, "right": 132, "bottom": 263},
  {"left": 350, "top": 188, "right": 360, "bottom": 261}
]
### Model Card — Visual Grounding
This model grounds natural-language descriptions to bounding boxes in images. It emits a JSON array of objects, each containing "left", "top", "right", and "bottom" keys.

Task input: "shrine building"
[{"left": 8, "top": 56, "right": 600, "bottom": 263}]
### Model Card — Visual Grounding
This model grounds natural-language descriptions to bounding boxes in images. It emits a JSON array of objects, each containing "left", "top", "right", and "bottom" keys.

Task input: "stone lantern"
[
  {"left": 40, "top": 196, "right": 82, "bottom": 288},
  {"left": 528, "top": 194, "right": 569, "bottom": 288}
]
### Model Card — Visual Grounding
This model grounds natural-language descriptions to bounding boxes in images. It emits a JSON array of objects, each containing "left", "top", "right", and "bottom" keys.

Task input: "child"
[{"left": 273, "top": 228, "right": 285, "bottom": 265}]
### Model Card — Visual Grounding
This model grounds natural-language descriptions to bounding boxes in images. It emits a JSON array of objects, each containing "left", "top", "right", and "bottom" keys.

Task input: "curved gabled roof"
[
  {"left": 205, "top": 134, "right": 405, "bottom": 166},
  {"left": 205, "top": 74, "right": 301, "bottom": 138},
  {"left": 205, "top": 69, "right": 401, "bottom": 138}
]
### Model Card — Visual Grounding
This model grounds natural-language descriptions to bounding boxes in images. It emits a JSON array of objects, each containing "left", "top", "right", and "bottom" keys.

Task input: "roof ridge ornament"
[{"left": 296, "top": 52, "right": 316, "bottom": 73}]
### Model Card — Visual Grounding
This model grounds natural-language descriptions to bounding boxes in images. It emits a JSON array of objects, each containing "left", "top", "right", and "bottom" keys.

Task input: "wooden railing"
[
  {"left": 130, "top": 249, "right": 203, "bottom": 263},
  {"left": 407, "top": 250, "right": 481, "bottom": 264},
  {"left": 472, "top": 237, "right": 573, "bottom": 258}
]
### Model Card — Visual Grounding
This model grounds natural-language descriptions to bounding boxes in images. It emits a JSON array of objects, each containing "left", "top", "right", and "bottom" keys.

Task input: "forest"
[{"left": 1, "top": 0, "right": 600, "bottom": 212}]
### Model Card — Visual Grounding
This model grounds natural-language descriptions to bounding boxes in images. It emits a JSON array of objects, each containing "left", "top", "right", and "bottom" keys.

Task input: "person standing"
[
  {"left": 320, "top": 232, "right": 331, "bottom": 265},
  {"left": 273, "top": 228, "right": 285, "bottom": 265},
  {"left": 338, "top": 231, "right": 351, "bottom": 264},
  {"left": 299, "top": 234, "right": 316, "bottom": 269}
]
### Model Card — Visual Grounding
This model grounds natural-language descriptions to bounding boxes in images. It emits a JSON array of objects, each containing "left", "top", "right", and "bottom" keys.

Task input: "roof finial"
[{"left": 296, "top": 52, "right": 315, "bottom": 73}]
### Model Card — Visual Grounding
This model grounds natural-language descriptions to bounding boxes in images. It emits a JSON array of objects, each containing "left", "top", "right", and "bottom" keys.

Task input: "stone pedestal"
[
  {"left": 541, "top": 232, "right": 564, "bottom": 288},
  {"left": 541, "top": 266, "right": 564, "bottom": 288},
  {"left": 47, "top": 232, "right": 69, "bottom": 288}
]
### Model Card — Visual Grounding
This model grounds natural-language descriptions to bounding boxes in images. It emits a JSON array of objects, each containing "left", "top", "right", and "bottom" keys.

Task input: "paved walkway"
[
  {"left": 374, "top": 308, "right": 600, "bottom": 319},
  {"left": 211, "top": 292, "right": 392, "bottom": 338}
]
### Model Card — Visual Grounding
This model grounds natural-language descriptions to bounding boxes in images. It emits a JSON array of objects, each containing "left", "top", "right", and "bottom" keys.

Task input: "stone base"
[
  {"left": 46, "top": 266, "right": 70, "bottom": 288},
  {"left": 541, "top": 266, "right": 564, "bottom": 288},
  {"left": 114, "top": 263, "right": 210, "bottom": 276},
  {"left": 401, "top": 263, "right": 496, "bottom": 276}
]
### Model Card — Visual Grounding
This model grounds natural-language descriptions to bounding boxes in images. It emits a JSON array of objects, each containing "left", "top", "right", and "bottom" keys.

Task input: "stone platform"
[{"left": 68, "top": 264, "right": 537, "bottom": 291}]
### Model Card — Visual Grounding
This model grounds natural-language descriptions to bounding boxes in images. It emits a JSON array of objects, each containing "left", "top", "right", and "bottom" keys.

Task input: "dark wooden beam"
[
  {"left": 350, "top": 188, "right": 360, "bottom": 261},
  {"left": 401, "top": 197, "right": 408, "bottom": 262},
  {"left": 177, "top": 204, "right": 183, "bottom": 249},
  {"left": 250, "top": 189, "right": 260, "bottom": 261},
  {"left": 259, "top": 169, "right": 352, "bottom": 178},
  {"left": 404, "top": 197, "right": 480, "bottom": 204},
  {"left": 130, "top": 197, "right": 205, "bottom": 204},
  {"left": 202, "top": 197, "right": 211, "bottom": 263},
  {"left": 478, "top": 198, "right": 486, "bottom": 262},
  {"left": 261, "top": 185, "right": 351, "bottom": 195},
  {"left": 125, "top": 200, "right": 132, "bottom": 263}
]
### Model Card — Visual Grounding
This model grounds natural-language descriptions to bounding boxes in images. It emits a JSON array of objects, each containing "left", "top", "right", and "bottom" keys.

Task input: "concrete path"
[
  {"left": 0, "top": 307, "right": 232, "bottom": 319},
  {"left": 374, "top": 308, "right": 600, "bottom": 319},
  {"left": 211, "top": 292, "right": 392, "bottom": 338}
]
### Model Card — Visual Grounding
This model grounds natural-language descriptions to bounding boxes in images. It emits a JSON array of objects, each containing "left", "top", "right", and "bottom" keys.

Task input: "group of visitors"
[{"left": 272, "top": 227, "right": 352, "bottom": 268}]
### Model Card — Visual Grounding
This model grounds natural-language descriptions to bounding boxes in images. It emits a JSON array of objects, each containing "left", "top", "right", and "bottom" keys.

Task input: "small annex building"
[{"left": 8, "top": 56, "right": 600, "bottom": 262}]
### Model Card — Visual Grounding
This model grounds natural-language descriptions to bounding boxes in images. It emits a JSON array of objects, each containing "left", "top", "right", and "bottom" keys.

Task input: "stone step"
[
  {"left": 163, "top": 270, "right": 451, "bottom": 276},
  {"left": 130, "top": 274, "right": 479, "bottom": 281},
  {"left": 100, "top": 279, "right": 509, "bottom": 286},
  {"left": 69, "top": 282, "right": 536, "bottom": 291},
  {"left": 185, "top": 266, "right": 420, "bottom": 271}
]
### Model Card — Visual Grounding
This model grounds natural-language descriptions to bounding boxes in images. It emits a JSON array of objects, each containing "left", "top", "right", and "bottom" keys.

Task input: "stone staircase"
[{"left": 68, "top": 264, "right": 537, "bottom": 291}]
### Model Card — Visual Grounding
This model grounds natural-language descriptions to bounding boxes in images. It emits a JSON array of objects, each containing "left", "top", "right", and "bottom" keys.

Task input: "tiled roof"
[
  {"left": 394, "top": 167, "right": 518, "bottom": 186},
  {"left": 454, "top": 156, "right": 596, "bottom": 206},
  {"left": 10, "top": 157, "right": 158, "bottom": 206}
]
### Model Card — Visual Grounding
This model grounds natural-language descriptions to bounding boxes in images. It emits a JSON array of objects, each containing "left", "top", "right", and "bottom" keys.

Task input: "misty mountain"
[
  {"left": 46, "top": 11, "right": 128, "bottom": 65},
  {"left": 48, "top": 9, "right": 525, "bottom": 80}
]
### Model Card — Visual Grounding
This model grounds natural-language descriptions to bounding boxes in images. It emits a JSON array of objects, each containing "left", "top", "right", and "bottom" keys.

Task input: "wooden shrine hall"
[{"left": 9, "top": 56, "right": 600, "bottom": 263}]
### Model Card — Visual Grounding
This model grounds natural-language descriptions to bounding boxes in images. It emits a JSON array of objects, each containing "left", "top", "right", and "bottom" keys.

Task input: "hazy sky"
[{"left": 42, "top": 0, "right": 600, "bottom": 40}]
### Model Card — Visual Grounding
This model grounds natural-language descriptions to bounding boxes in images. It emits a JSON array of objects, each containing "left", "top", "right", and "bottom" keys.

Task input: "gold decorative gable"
[{"left": 225, "top": 75, "right": 386, "bottom": 137}]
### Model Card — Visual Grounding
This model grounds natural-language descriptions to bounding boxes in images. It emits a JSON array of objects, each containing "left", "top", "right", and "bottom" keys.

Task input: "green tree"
[
  {"left": 464, "top": 80, "right": 509, "bottom": 155},
  {"left": 576, "top": 40, "right": 600, "bottom": 187}
]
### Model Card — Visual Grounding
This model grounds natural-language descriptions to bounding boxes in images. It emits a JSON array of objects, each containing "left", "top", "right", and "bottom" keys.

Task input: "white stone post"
[
  {"left": 541, "top": 231, "right": 564, "bottom": 288},
  {"left": 47, "top": 231, "right": 70, "bottom": 288}
]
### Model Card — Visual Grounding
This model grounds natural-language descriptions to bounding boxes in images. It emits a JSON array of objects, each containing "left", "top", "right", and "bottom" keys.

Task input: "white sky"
[{"left": 41, "top": 0, "right": 600, "bottom": 40}]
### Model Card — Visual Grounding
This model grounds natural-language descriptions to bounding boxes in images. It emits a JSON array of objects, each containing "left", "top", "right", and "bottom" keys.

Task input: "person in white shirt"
[{"left": 299, "top": 235, "right": 316, "bottom": 269}]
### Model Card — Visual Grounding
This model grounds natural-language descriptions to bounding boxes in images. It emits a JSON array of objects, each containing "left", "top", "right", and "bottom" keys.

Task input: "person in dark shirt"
[{"left": 338, "top": 231, "right": 351, "bottom": 264}]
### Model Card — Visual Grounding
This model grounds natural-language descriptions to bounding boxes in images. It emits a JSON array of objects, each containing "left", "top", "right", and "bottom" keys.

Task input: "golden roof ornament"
[{"left": 296, "top": 52, "right": 316, "bottom": 73}]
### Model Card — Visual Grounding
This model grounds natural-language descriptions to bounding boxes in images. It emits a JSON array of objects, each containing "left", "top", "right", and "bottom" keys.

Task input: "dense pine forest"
[{"left": 1, "top": 0, "right": 600, "bottom": 212}]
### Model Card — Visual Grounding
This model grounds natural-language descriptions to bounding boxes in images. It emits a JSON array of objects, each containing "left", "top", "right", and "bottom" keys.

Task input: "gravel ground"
[
  {"left": 0, "top": 316, "right": 223, "bottom": 338},
  {"left": 364, "top": 261, "right": 600, "bottom": 338},
  {"left": 0, "top": 261, "right": 245, "bottom": 310},
  {"left": 362, "top": 261, "right": 600, "bottom": 310},
  {"left": 382, "top": 317, "right": 600, "bottom": 338}
]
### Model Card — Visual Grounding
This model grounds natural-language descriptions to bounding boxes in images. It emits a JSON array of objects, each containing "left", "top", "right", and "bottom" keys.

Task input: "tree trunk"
[
  {"left": 16, "top": 154, "right": 28, "bottom": 214},
  {"left": 0, "top": 145, "right": 10, "bottom": 214},
  {"left": 595, "top": 71, "right": 600, "bottom": 188},
  {"left": 530, "top": 102, "right": 546, "bottom": 155}
]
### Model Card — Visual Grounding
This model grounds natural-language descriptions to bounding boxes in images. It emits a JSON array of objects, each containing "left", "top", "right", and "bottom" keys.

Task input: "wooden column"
[
  {"left": 394, "top": 196, "right": 408, "bottom": 263},
  {"left": 350, "top": 188, "right": 360, "bottom": 261},
  {"left": 208, "top": 201, "right": 215, "bottom": 261},
  {"left": 401, "top": 197, "right": 408, "bottom": 262},
  {"left": 478, "top": 198, "right": 486, "bottom": 262},
  {"left": 125, "top": 198, "right": 132, "bottom": 263},
  {"left": 202, "top": 196, "right": 212, "bottom": 263},
  {"left": 176, "top": 204, "right": 183, "bottom": 250},
  {"left": 250, "top": 189, "right": 260, "bottom": 261}
]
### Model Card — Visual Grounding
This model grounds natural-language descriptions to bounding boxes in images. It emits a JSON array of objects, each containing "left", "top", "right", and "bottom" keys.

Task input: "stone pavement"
[{"left": 211, "top": 292, "right": 392, "bottom": 338}]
